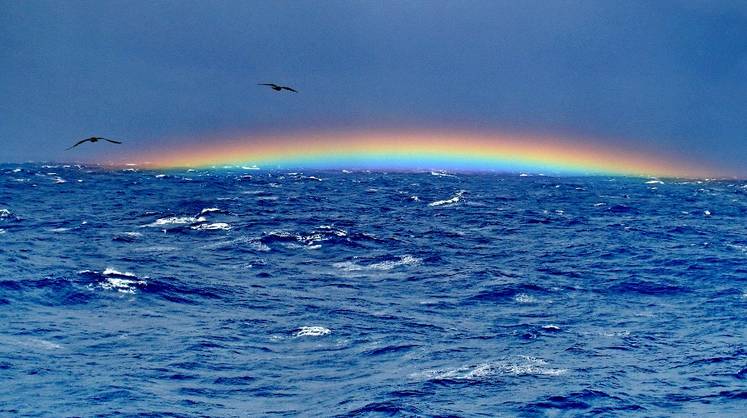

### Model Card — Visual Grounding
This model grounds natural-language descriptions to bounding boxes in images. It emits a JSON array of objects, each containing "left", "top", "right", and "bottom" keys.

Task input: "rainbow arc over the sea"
[{"left": 127, "top": 130, "right": 716, "bottom": 177}]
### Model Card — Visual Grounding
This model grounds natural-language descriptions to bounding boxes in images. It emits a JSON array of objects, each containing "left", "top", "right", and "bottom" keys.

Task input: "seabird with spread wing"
[
  {"left": 66, "top": 137, "right": 123, "bottom": 150},
  {"left": 258, "top": 83, "right": 298, "bottom": 93}
]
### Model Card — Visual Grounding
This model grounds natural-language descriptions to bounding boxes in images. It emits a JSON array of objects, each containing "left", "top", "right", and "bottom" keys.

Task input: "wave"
[
  {"left": 413, "top": 356, "right": 567, "bottom": 382},
  {"left": 143, "top": 216, "right": 206, "bottom": 227},
  {"left": 191, "top": 222, "right": 231, "bottom": 231},
  {"left": 294, "top": 326, "right": 331, "bottom": 337},
  {"left": 333, "top": 255, "right": 422, "bottom": 272},
  {"left": 429, "top": 190, "right": 465, "bottom": 207}
]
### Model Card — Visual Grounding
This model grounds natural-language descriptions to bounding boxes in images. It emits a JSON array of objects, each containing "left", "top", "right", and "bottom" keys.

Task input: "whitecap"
[
  {"left": 704, "top": 210, "right": 712, "bottom": 216},
  {"left": 413, "top": 356, "right": 567, "bottom": 381},
  {"left": 514, "top": 293, "right": 536, "bottom": 304},
  {"left": 410, "top": 196, "right": 420, "bottom": 201},
  {"left": 429, "top": 190, "right": 465, "bottom": 207},
  {"left": 53, "top": 177, "right": 67, "bottom": 184},
  {"left": 645, "top": 179, "right": 664, "bottom": 184},
  {"left": 295, "top": 326, "right": 331, "bottom": 337},
  {"left": 0, "top": 229, "right": 6, "bottom": 235},
  {"left": 103, "top": 267, "right": 137, "bottom": 277},
  {"left": 89, "top": 268, "right": 147, "bottom": 293},
  {"left": 31, "top": 339, "right": 62, "bottom": 350},
  {"left": 99, "top": 277, "right": 146, "bottom": 294},
  {"left": 241, "top": 165, "right": 260, "bottom": 170},
  {"left": 155, "top": 174, "right": 166, "bottom": 178},
  {"left": 133, "top": 245, "right": 179, "bottom": 253},
  {"left": 204, "top": 237, "right": 271, "bottom": 252},
  {"left": 317, "top": 225, "right": 347, "bottom": 237},
  {"left": 431, "top": 171, "right": 456, "bottom": 178},
  {"left": 199, "top": 207, "right": 222, "bottom": 215},
  {"left": 143, "top": 216, "right": 206, "bottom": 227},
  {"left": 333, "top": 255, "right": 422, "bottom": 272},
  {"left": 191, "top": 222, "right": 231, "bottom": 231},
  {"left": 0, "top": 209, "right": 11, "bottom": 218},
  {"left": 48, "top": 227, "right": 70, "bottom": 232}
]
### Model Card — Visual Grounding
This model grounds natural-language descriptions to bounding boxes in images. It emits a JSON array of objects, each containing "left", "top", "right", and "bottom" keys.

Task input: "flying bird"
[
  {"left": 258, "top": 83, "right": 298, "bottom": 93},
  {"left": 66, "top": 137, "right": 123, "bottom": 150}
]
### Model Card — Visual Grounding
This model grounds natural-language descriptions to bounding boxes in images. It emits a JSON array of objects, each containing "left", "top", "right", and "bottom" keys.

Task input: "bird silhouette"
[
  {"left": 66, "top": 137, "right": 123, "bottom": 150},
  {"left": 258, "top": 83, "right": 298, "bottom": 93}
]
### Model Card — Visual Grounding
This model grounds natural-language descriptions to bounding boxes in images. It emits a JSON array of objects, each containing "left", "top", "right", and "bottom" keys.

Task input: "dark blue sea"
[{"left": 1, "top": 164, "right": 746, "bottom": 417}]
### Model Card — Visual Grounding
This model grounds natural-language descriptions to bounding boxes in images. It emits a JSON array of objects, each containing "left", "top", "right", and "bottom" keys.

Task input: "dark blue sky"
[{"left": 1, "top": 1, "right": 745, "bottom": 173}]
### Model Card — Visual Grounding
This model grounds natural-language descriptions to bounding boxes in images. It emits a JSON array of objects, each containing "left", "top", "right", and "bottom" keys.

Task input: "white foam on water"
[
  {"left": 413, "top": 356, "right": 567, "bottom": 381},
  {"left": 429, "top": 190, "right": 465, "bottom": 207},
  {"left": 645, "top": 180, "right": 664, "bottom": 184},
  {"left": 704, "top": 210, "right": 712, "bottom": 216},
  {"left": 199, "top": 207, "right": 222, "bottom": 215},
  {"left": 431, "top": 171, "right": 456, "bottom": 178},
  {"left": 333, "top": 255, "right": 422, "bottom": 272},
  {"left": 317, "top": 225, "right": 347, "bottom": 237},
  {"left": 99, "top": 277, "right": 146, "bottom": 294},
  {"left": 410, "top": 195, "right": 420, "bottom": 201},
  {"left": 295, "top": 326, "right": 331, "bottom": 337},
  {"left": 514, "top": 293, "right": 536, "bottom": 304},
  {"left": 0, "top": 209, "right": 11, "bottom": 217},
  {"left": 0, "top": 229, "right": 6, "bottom": 235},
  {"left": 48, "top": 227, "right": 70, "bottom": 232},
  {"left": 103, "top": 268, "right": 137, "bottom": 277},
  {"left": 134, "top": 245, "right": 179, "bottom": 253},
  {"left": 155, "top": 174, "right": 166, "bottom": 178},
  {"left": 542, "top": 325, "right": 561, "bottom": 331},
  {"left": 143, "top": 216, "right": 206, "bottom": 227},
  {"left": 241, "top": 165, "right": 260, "bottom": 170},
  {"left": 598, "top": 329, "right": 631, "bottom": 337},
  {"left": 191, "top": 222, "right": 231, "bottom": 231}
]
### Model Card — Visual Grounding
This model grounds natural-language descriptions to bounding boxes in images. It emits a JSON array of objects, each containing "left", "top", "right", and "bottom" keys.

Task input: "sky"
[{"left": 1, "top": 0, "right": 746, "bottom": 174}]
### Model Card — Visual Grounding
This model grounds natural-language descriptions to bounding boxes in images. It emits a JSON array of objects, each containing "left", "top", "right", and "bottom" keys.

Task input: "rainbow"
[{"left": 124, "top": 130, "right": 715, "bottom": 177}]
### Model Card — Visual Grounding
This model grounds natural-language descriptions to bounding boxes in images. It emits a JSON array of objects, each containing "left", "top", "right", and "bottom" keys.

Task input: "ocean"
[{"left": 1, "top": 163, "right": 746, "bottom": 416}]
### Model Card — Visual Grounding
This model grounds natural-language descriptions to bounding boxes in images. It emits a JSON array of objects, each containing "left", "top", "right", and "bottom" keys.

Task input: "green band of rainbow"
[{"left": 127, "top": 130, "right": 715, "bottom": 177}]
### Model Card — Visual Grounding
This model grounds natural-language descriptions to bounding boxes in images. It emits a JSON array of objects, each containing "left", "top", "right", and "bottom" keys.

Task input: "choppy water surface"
[{"left": 1, "top": 164, "right": 746, "bottom": 416}]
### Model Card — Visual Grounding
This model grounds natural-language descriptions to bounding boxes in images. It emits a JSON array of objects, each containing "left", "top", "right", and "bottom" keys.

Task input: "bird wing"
[
  {"left": 102, "top": 138, "right": 123, "bottom": 144},
  {"left": 258, "top": 83, "right": 278, "bottom": 87},
  {"left": 66, "top": 138, "right": 92, "bottom": 150},
  {"left": 281, "top": 86, "right": 298, "bottom": 93}
]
